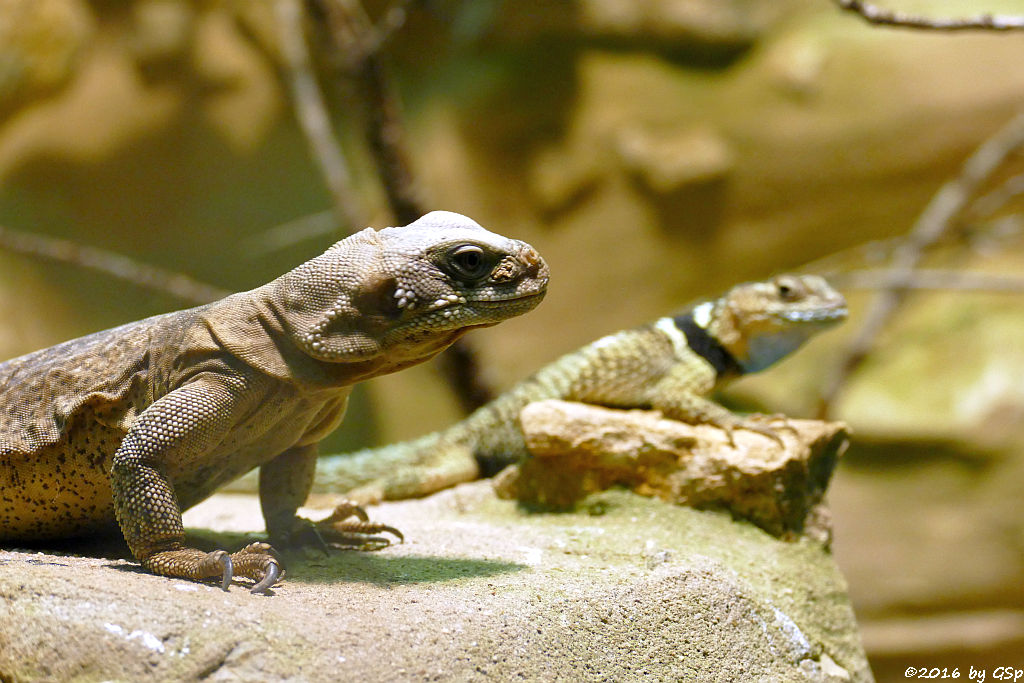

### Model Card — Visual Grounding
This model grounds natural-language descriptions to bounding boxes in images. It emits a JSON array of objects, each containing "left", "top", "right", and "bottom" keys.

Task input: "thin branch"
[
  {"left": 243, "top": 209, "right": 338, "bottom": 256},
  {"left": 0, "top": 225, "right": 229, "bottom": 305},
  {"left": 820, "top": 111, "right": 1024, "bottom": 416},
  {"left": 313, "top": 0, "right": 424, "bottom": 224},
  {"left": 834, "top": 0, "right": 1024, "bottom": 31},
  {"left": 968, "top": 172, "right": 1024, "bottom": 220},
  {"left": 276, "top": 0, "right": 365, "bottom": 231},
  {"left": 354, "top": 0, "right": 415, "bottom": 57},
  {"left": 357, "top": 55, "right": 424, "bottom": 224},
  {"left": 312, "top": 0, "right": 494, "bottom": 411},
  {"left": 833, "top": 267, "right": 1024, "bottom": 294}
]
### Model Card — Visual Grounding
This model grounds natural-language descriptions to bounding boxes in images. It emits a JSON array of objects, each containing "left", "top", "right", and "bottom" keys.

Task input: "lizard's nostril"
[{"left": 521, "top": 246, "right": 542, "bottom": 272}]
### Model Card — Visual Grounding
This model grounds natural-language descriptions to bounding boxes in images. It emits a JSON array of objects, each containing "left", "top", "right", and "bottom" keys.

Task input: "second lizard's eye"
[
  {"left": 776, "top": 277, "right": 801, "bottom": 300},
  {"left": 448, "top": 244, "right": 490, "bottom": 280}
]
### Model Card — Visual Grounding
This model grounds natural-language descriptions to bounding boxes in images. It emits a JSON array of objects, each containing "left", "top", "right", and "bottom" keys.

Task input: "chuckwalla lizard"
[
  {"left": 306, "top": 274, "right": 847, "bottom": 501},
  {"left": 0, "top": 211, "right": 548, "bottom": 592}
]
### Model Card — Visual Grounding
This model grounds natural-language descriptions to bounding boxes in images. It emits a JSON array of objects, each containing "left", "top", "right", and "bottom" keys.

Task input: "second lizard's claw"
[
  {"left": 749, "top": 424, "right": 786, "bottom": 448},
  {"left": 710, "top": 416, "right": 786, "bottom": 448},
  {"left": 743, "top": 414, "right": 800, "bottom": 447}
]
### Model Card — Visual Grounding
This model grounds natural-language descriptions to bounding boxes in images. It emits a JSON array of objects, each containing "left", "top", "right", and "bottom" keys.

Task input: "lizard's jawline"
[
  {"left": 469, "top": 291, "right": 547, "bottom": 307},
  {"left": 777, "top": 306, "right": 848, "bottom": 324}
]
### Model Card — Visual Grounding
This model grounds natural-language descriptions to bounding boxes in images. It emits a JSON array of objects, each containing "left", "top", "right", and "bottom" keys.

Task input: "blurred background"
[{"left": 0, "top": 1, "right": 1022, "bottom": 679}]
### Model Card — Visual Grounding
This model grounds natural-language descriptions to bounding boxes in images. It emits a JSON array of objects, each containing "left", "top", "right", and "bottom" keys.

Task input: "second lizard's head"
[
  {"left": 700, "top": 274, "right": 848, "bottom": 373},
  {"left": 279, "top": 211, "right": 549, "bottom": 364}
]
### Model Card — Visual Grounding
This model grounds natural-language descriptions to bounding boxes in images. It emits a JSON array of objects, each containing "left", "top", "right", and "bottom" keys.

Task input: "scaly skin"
[
  {"left": 0, "top": 211, "right": 548, "bottom": 592},
  {"left": 308, "top": 274, "right": 847, "bottom": 502}
]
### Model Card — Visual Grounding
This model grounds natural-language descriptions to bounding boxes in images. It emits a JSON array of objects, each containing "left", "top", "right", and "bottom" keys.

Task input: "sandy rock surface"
[{"left": 1, "top": 482, "right": 869, "bottom": 682}]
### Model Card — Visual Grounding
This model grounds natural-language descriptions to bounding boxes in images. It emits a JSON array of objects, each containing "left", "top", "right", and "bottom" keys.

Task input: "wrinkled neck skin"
[{"left": 206, "top": 287, "right": 476, "bottom": 390}]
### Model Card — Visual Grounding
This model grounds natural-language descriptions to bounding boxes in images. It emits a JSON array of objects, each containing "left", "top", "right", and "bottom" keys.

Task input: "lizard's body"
[
  {"left": 309, "top": 275, "right": 847, "bottom": 501},
  {"left": 0, "top": 211, "right": 548, "bottom": 591}
]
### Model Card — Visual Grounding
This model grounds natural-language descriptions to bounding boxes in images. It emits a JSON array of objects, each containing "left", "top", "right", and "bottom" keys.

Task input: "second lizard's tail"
[{"left": 312, "top": 432, "right": 479, "bottom": 502}]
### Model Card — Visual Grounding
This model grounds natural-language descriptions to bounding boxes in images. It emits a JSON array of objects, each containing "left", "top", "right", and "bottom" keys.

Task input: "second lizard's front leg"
[{"left": 648, "top": 364, "right": 787, "bottom": 446}]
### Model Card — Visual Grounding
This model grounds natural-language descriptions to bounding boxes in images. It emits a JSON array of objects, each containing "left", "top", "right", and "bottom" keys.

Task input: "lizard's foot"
[
  {"left": 315, "top": 500, "right": 404, "bottom": 550},
  {"left": 142, "top": 542, "right": 283, "bottom": 594},
  {"left": 271, "top": 502, "right": 403, "bottom": 554}
]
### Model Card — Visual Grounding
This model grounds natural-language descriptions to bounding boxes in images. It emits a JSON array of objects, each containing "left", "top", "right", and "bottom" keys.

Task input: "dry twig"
[
  {"left": 834, "top": 0, "right": 1024, "bottom": 31},
  {"left": 311, "top": 0, "right": 494, "bottom": 411},
  {"left": 0, "top": 224, "right": 229, "bottom": 305},
  {"left": 820, "top": 111, "right": 1024, "bottom": 416},
  {"left": 311, "top": 0, "right": 424, "bottom": 224},
  {"left": 968, "top": 173, "right": 1024, "bottom": 220}
]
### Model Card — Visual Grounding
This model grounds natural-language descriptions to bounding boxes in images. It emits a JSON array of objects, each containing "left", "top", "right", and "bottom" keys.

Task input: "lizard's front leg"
[
  {"left": 259, "top": 444, "right": 403, "bottom": 552},
  {"left": 111, "top": 377, "right": 281, "bottom": 593}
]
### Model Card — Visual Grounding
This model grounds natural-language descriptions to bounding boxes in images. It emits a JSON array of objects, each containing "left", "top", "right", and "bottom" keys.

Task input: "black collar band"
[{"left": 671, "top": 310, "right": 744, "bottom": 377}]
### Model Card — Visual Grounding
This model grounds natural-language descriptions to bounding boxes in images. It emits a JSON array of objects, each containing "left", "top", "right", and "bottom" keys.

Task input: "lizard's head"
[
  {"left": 282, "top": 211, "right": 549, "bottom": 363},
  {"left": 704, "top": 274, "right": 847, "bottom": 373}
]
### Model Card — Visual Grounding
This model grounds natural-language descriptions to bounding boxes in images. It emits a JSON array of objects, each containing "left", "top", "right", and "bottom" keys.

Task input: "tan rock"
[{"left": 495, "top": 399, "right": 848, "bottom": 541}]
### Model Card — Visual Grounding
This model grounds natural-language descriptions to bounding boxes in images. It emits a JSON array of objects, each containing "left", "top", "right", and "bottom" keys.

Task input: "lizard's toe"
[
  {"left": 141, "top": 546, "right": 240, "bottom": 591},
  {"left": 316, "top": 510, "right": 405, "bottom": 550},
  {"left": 319, "top": 500, "right": 370, "bottom": 525},
  {"left": 746, "top": 423, "right": 786, "bottom": 447},
  {"left": 229, "top": 542, "right": 286, "bottom": 592},
  {"left": 742, "top": 414, "right": 799, "bottom": 447}
]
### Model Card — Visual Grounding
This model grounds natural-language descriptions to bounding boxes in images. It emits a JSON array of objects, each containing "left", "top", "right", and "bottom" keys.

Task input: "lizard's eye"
[
  {"left": 776, "top": 278, "right": 799, "bottom": 300},
  {"left": 448, "top": 244, "right": 490, "bottom": 280}
]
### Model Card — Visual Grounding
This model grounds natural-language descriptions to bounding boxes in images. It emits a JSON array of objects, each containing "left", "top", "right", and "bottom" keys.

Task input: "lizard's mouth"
[
  {"left": 777, "top": 304, "right": 848, "bottom": 324},
  {"left": 466, "top": 290, "right": 547, "bottom": 320},
  {"left": 470, "top": 290, "right": 547, "bottom": 306}
]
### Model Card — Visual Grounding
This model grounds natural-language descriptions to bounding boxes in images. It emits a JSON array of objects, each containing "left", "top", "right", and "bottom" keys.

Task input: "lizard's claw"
[
  {"left": 745, "top": 414, "right": 800, "bottom": 447},
  {"left": 190, "top": 548, "right": 233, "bottom": 591},
  {"left": 250, "top": 558, "right": 282, "bottom": 594},
  {"left": 720, "top": 422, "right": 739, "bottom": 448},
  {"left": 229, "top": 542, "right": 285, "bottom": 594},
  {"left": 219, "top": 553, "right": 233, "bottom": 591},
  {"left": 743, "top": 421, "right": 787, "bottom": 448}
]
